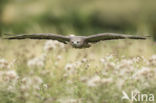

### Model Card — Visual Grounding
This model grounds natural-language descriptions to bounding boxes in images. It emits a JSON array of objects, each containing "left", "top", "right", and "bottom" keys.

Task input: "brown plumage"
[{"left": 4, "top": 33, "right": 150, "bottom": 48}]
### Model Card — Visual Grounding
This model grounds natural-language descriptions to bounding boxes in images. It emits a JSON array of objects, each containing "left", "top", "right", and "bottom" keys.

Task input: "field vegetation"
[{"left": 0, "top": 0, "right": 156, "bottom": 103}]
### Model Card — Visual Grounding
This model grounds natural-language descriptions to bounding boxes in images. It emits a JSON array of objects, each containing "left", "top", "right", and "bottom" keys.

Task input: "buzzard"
[{"left": 4, "top": 33, "right": 149, "bottom": 48}]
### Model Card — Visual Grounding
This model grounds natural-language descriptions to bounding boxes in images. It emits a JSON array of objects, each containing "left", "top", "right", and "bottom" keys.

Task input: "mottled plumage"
[{"left": 4, "top": 33, "right": 150, "bottom": 48}]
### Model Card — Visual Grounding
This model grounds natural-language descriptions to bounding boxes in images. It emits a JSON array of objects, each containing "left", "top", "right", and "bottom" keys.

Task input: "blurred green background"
[{"left": 0, "top": 0, "right": 156, "bottom": 40}]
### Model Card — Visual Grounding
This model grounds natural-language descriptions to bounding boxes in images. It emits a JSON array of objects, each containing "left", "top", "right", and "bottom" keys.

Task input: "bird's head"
[{"left": 70, "top": 37, "right": 84, "bottom": 48}]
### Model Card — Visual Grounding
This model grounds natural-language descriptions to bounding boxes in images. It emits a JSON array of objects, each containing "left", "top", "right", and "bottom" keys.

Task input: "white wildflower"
[
  {"left": 7, "top": 85, "right": 15, "bottom": 92},
  {"left": 120, "top": 59, "right": 133, "bottom": 65},
  {"left": 136, "top": 67, "right": 153, "bottom": 76},
  {"left": 33, "top": 76, "right": 43, "bottom": 85},
  {"left": 87, "top": 75, "right": 101, "bottom": 87},
  {"left": 132, "top": 56, "right": 142, "bottom": 63},
  {"left": 21, "top": 76, "right": 43, "bottom": 91},
  {"left": 20, "top": 84, "right": 29, "bottom": 92},
  {"left": 58, "top": 42, "right": 65, "bottom": 48},
  {"left": 44, "top": 40, "right": 56, "bottom": 51},
  {"left": 74, "top": 61, "right": 82, "bottom": 67},
  {"left": 44, "top": 40, "right": 65, "bottom": 51},
  {"left": 100, "top": 58, "right": 106, "bottom": 64},
  {"left": 117, "top": 59, "right": 133, "bottom": 69},
  {"left": 101, "top": 70, "right": 108, "bottom": 76},
  {"left": 57, "top": 55, "right": 62, "bottom": 61},
  {"left": 54, "top": 40, "right": 65, "bottom": 48},
  {"left": 80, "top": 76, "right": 88, "bottom": 82},
  {"left": 32, "top": 76, "right": 43, "bottom": 90},
  {"left": 132, "top": 67, "right": 154, "bottom": 80},
  {"left": 21, "top": 77, "right": 32, "bottom": 85},
  {"left": 106, "top": 62, "right": 116, "bottom": 69},
  {"left": 21, "top": 77, "right": 33, "bottom": 91},
  {"left": 0, "top": 59, "right": 10, "bottom": 69},
  {"left": 58, "top": 98, "right": 81, "bottom": 103},
  {"left": 4, "top": 70, "right": 18, "bottom": 81},
  {"left": 64, "top": 64, "right": 76, "bottom": 75},
  {"left": 150, "top": 55, "right": 156, "bottom": 60},
  {"left": 65, "top": 63, "right": 75, "bottom": 71},
  {"left": 101, "top": 78, "right": 113, "bottom": 84},
  {"left": 27, "top": 54, "right": 46, "bottom": 68},
  {"left": 149, "top": 55, "right": 156, "bottom": 66},
  {"left": 81, "top": 58, "right": 88, "bottom": 63}
]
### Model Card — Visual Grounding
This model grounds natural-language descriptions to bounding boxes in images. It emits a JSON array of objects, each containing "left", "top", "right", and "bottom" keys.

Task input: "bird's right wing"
[
  {"left": 85, "top": 33, "right": 150, "bottom": 43},
  {"left": 4, "top": 33, "right": 70, "bottom": 44}
]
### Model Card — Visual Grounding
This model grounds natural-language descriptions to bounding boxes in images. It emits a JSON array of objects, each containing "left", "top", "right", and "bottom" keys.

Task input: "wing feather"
[
  {"left": 86, "top": 33, "right": 150, "bottom": 43},
  {"left": 4, "top": 33, "right": 70, "bottom": 44}
]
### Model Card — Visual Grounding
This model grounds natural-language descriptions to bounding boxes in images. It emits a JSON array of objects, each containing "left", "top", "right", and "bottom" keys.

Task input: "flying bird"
[{"left": 4, "top": 33, "right": 150, "bottom": 48}]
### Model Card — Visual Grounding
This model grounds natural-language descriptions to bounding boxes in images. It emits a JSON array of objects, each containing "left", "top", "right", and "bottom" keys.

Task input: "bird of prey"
[{"left": 4, "top": 33, "right": 150, "bottom": 48}]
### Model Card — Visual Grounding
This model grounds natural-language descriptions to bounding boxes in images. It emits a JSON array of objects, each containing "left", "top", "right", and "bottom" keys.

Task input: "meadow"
[
  {"left": 0, "top": 38, "right": 156, "bottom": 103},
  {"left": 0, "top": 0, "right": 156, "bottom": 103}
]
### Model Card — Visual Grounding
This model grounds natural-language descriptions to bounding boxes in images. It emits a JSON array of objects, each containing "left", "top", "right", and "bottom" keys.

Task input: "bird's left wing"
[
  {"left": 85, "top": 33, "right": 150, "bottom": 43},
  {"left": 4, "top": 33, "right": 70, "bottom": 44}
]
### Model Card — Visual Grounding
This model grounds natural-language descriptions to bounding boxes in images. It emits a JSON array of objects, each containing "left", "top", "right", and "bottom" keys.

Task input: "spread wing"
[
  {"left": 4, "top": 33, "right": 70, "bottom": 44},
  {"left": 85, "top": 33, "right": 150, "bottom": 43}
]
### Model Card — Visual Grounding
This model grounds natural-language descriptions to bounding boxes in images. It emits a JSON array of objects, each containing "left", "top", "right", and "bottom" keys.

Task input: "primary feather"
[
  {"left": 86, "top": 33, "right": 149, "bottom": 43},
  {"left": 4, "top": 33, "right": 70, "bottom": 44}
]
